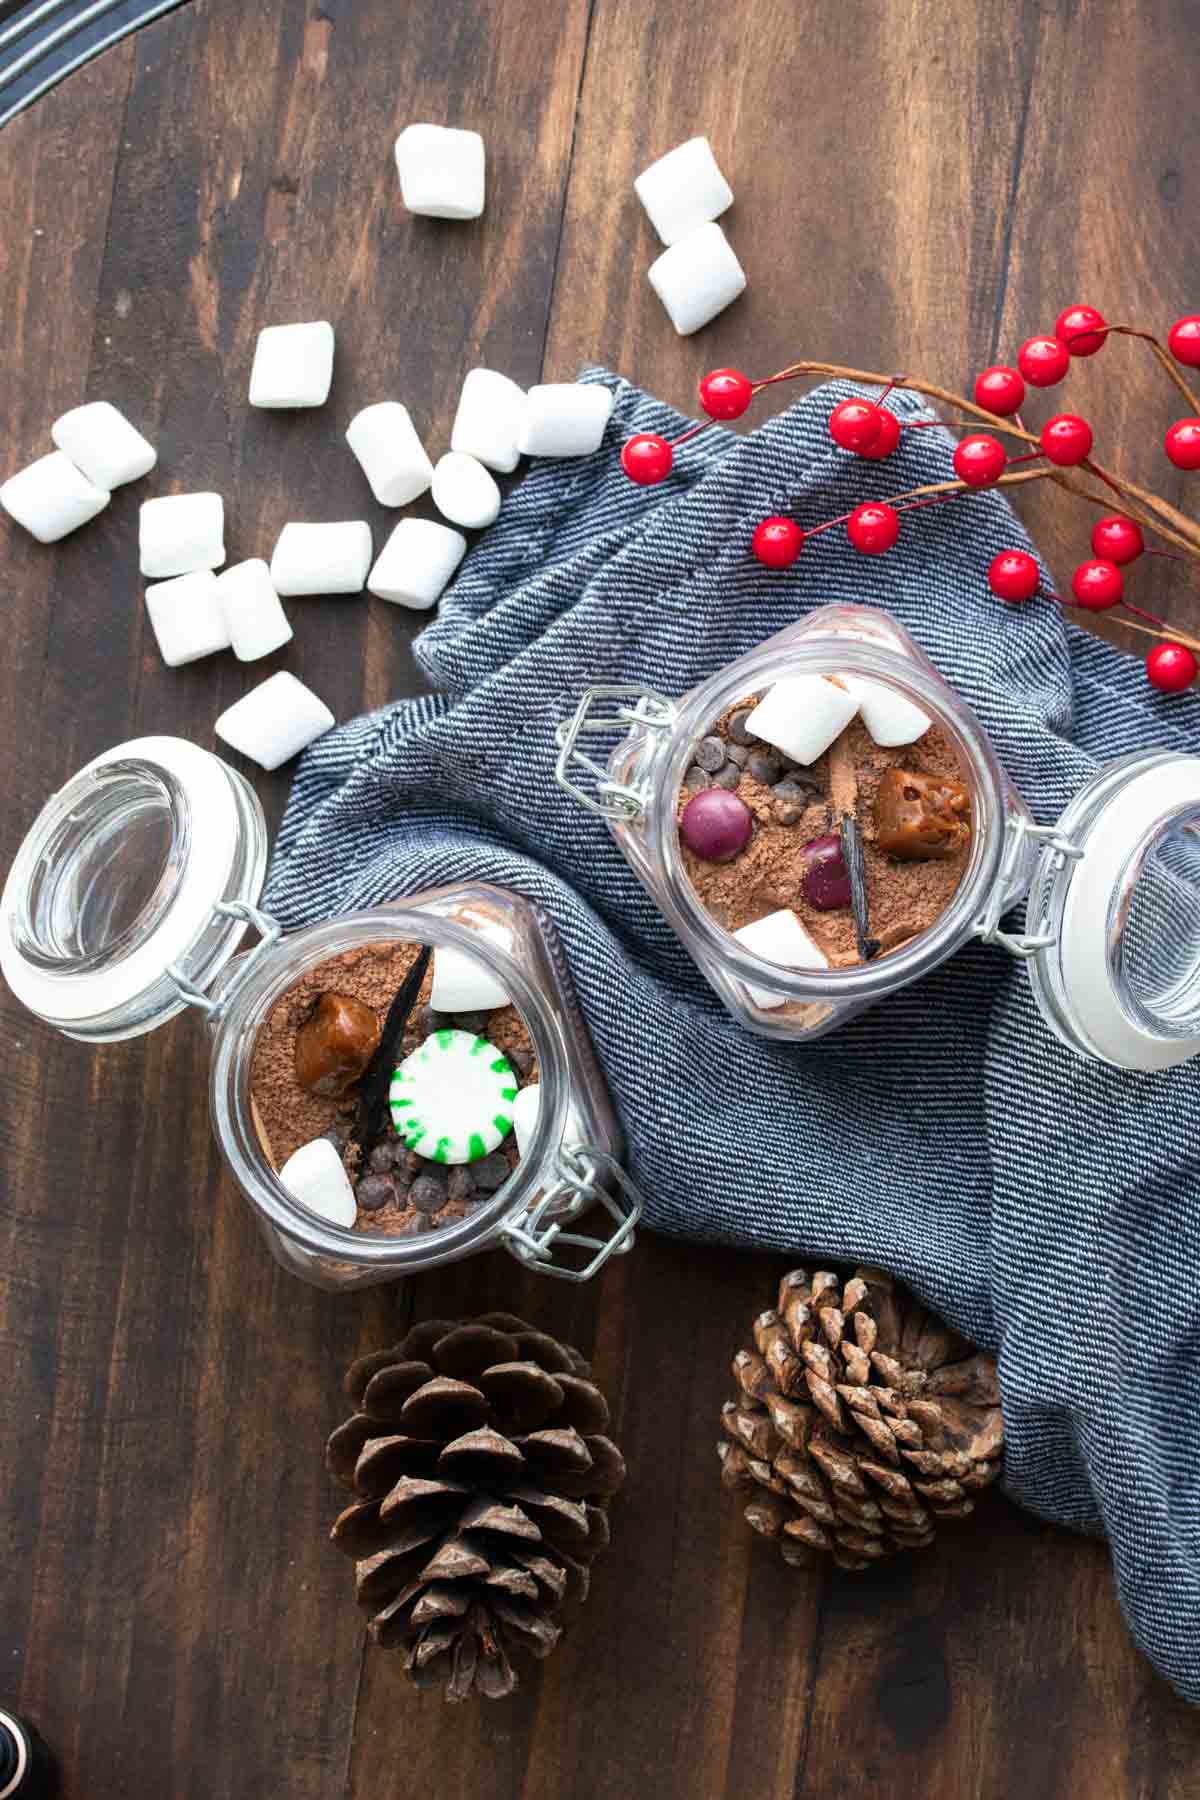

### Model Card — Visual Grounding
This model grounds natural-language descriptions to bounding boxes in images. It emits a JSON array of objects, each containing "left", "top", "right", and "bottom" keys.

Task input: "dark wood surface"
[{"left": 3, "top": 2, "right": 1200, "bottom": 1795}]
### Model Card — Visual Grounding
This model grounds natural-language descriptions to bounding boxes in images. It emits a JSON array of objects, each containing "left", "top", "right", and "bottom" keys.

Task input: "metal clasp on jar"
[
  {"left": 554, "top": 685, "right": 677, "bottom": 821},
  {"left": 168, "top": 901, "right": 283, "bottom": 1015},
  {"left": 973, "top": 814, "right": 1083, "bottom": 959},
  {"left": 500, "top": 1145, "right": 643, "bottom": 1282}
]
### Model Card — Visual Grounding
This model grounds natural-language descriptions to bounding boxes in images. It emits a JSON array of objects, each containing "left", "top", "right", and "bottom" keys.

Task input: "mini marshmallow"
[
  {"left": 51, "top": 401, "right": 156, "bottom": 490},
  {"left": 270, "top": 521, "right": 372, "bottom": 596},
  {"left": 430, "top": 943, "right": 510, "bottom": 1013},
  {"left": 345, "top": 402, "right": 433, "bottom": 507},
  {"left": 139, "top": 492, "right": 225, "bottom": 578},
  {"left": 215, "top": 670, "right": 334, "bottom": 770},
  {"left": 745, "top": 675, "right": 859, "bottom": 766},
  {"left": 512, "top": 1083, "right": 542, "bottom": 1159},
  {"left": 517, "top": 384, "right": 613, "bottom": 459},
  {"left": 1, "top": 450, "right": 109, "bottom": 543},
  {"left": 635, "top": 136, "right": 733, "bottom": 246},
  {"left": 278, "top": 1137, "right": 357, "bottom": 1229},
  {"left": 395, "top": 123, "right": 485, "bottom": 219},
  {"left": 647, "top": 221, "right": 746, "bottom": 336},
  {"left": 144, "top": 570, "right": 231, "bottom": 667},
  {"left": 734, "top": 909, "right": 829, "bottom": 1010},
  {"left": 367, "top": 517, "right": 466, "bottom": 609},
  {"left": 843, "top": 676, "right": 931, "bottom": 748},
  {"left": 451, "top": 368, "right": 527, "bottom": 473},
  {"left": 431, "top": 452, "right": 501, "bottom": 530},
  {"left": 216, "top": 558, "right": 293, "bottom": 661},
  {"left": 248, "top": 320, "right": 335, "bottom": 409}
]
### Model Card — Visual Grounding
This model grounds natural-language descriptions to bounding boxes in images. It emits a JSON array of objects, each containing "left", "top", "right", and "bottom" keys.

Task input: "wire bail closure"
[
  {"left": 554, "top": 685, "right": 677, "bottom": 821},
  {"left": 500, "top": 1145, "right": 643, "bottom": 1282},
  {"left": 167, "top": 901, "right": 282, "bottom": 1016},
  {"left": 974, "top": 815, "right": 1084, "bottom": 959}
]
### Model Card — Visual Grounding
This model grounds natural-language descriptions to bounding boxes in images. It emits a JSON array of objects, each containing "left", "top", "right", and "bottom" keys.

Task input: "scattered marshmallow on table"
[
  {"left": 51, "top": 401, "right": 156, "bottom": 490},
  {"left": 139, "top": 492, "right": 225, "bottom": 578},
  {"left": 431, "top": 943, "right": 510, "bottom": 1012},
  {"left": 215, "top": 670, "right": 334, "bottom": 770},
  {"left": 647, "top": 221, "right": 746, "bottom": 336},
  {"left": 635, "top": 136, "right": 733, "bottom": 246},
  {"left": 345, "top": 402, "right": 433, "bottom": 507},
  {"left": 432, "top": 452, "right": 501, "bottom": 530},
  {"left": 746, "top": 674, "right": 859, "bottom": 766},
  {"left": 395, "top": 123, "right": 485, "bottom": 219},
  {"left": 367, "top": 517, "right": 466, "bottom": 609},
  {"left": 144, "top": 570, "right": 231, "bottom": 667},
  {"left": 270, "top": 520, "right": 372, "bottom": 596},
  {"left": 517, "top": 384, "right": 613, "bottom": 459},
  {"left": 734, "top": 909, "right": 830, "bottom": 1009},
  {"left": 248, "top": 321, "right": 335, "bottom": 409},
  {"left": 278, "top": 1137, "right": 357, "bottom": 1228},
  {"left": 216, "top": 558, "right": 293, "bottom": 661},
  {"left": 0, "top": 450, "right": 109, "bottom": 543},
  {"left": 843, "top": 676, "right": 931, "bottom": 747},
  {"left": 450, "top": 368, "right": 526, "bottom": 473}
]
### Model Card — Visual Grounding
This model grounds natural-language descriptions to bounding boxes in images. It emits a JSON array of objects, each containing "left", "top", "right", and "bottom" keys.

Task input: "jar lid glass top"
[{"left": 1, "top": 736, "right": 268, "bottom": 1039}]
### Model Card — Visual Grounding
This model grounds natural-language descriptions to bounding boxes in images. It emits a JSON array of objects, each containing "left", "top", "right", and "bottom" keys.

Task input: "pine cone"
[
  {"left": 718, "top": 1267, "right": 1003, "bottom": 1569},
  {"left": 327, "top": 1313, "right": 625, "bottom": 1701}
]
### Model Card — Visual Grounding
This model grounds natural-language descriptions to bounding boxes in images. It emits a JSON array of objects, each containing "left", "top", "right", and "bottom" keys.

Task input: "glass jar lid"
[
  {"left": 1024, "top": 751, "right": 1200, "bottom": 1071},
  {"left": 0, "top": 736, "right": 268, "bottom": 1040}
]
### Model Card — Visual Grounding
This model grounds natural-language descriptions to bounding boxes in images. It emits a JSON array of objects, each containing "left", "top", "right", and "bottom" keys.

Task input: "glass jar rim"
[
  {"left": 646, "top": 640, "right": 1009, "bottom": 1004},
  {"left": 208, "top": 896, "right": 571, "bottom": 1266}
]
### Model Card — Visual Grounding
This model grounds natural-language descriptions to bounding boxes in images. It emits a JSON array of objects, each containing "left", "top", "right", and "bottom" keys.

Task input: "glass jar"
[
  {"left": 2, "top": 738, "right": 642, "bottom": 1290},
  {"left": 556, "top": 604, "right": 1200, "bottom": 1073}
]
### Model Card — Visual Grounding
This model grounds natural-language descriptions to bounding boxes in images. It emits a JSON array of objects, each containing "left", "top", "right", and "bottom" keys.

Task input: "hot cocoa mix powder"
[
  {"left": 679, "top": 700, "right": 972, "bottom": 966},
  {"left": 249, "top": 940, "right": 538, "bottom": 1237}
]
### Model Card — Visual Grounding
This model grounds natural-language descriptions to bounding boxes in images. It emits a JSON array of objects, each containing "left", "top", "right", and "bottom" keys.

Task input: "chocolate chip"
[
  {"left": 748, "top": 751, "right": 782, "bottom": 785},
  {"left": 726, "top": 743, "right": 750, "bottom": 768},
  {"left": 356, "top": 1174, "right": 395, "bottom": 1212},
  {"left": 507, "top": 1044, "right": 534, "bottom": 1078},
  {"left": 773, "top": 778, "right": 816, "bottom": 804},
  {"left": 727, "top": 709, "right": 754, "bottom": 745},
  {"left": 404, "top": 1150, "right": 426, "bottom": 1175},
  {"left": 368, "top": 1140, "right": 399, "bottom": 1173},
  {"left": 410, "top": 1173, "right": 449, "bottom": 1215},
  {"left": 693, "top": 734, "right": 726, "bottom": 773},
  {"left": 714, "top": 765, "right": 743, "bottom": 791},
  {"left": 775, "top": 801, "right": 805, "bottom": 826},
  {"left": 471, "top": 1153, "right": 511, "bottom": 1193},
  {"left": 447, "top": 1166, "right": 476, "bottom": 1203},
  {"left": 684, "top": 765, "right": 709, "bottom": 792},
  {"left": 395, "top": 1212, "right": 430, "bottom": 1236},
  {"left": 454, "top": 1009, "right": 490, "bottom": 1033}
]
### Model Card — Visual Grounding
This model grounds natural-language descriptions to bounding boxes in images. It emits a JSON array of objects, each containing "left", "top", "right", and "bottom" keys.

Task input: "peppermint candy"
[{"left": 389, "top": 1029, "right": 518, "bottom": 1165}]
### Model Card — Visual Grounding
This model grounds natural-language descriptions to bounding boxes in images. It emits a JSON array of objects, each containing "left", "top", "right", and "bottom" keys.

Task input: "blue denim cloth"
[{"left": 266, "top": 370, "right": 1200, "bottom": 1703}]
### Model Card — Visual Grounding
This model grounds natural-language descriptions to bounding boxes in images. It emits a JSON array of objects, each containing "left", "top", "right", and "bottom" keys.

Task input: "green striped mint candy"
[{"left": 388, "top": 1028, "right": 518, "bottom": 1165}]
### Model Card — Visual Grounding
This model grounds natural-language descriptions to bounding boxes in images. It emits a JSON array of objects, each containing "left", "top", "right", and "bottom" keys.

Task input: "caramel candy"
[
  {"left": 874, "top": 767, "right": 971, "bottom": 861},
  {"left": 294, "top": 991, "right": 382, "bottom": 1096}
]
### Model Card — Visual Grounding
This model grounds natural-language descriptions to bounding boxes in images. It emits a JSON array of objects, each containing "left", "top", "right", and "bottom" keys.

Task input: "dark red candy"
[
  {"left": 679, "top": 789, "right": 753, "bottom": 862},
  {"left": 799, "top": 833, "right": 852, "bottom": 910}
]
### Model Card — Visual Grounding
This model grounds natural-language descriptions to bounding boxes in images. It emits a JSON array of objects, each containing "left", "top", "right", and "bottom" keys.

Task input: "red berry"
[
  {"left": 828, "top": 398, "right": 882, "bottom": 453},
  {"left": 1040, "top": 413, "right": 1094, "bottom": 466},
  {"left": 973, "top": 365, "right": 1025, "bottom": 416},
  {"left": 953, "top": 433, "right": 1007, "bottom": 487},
  {"left": 752, "top": 516, "right": 804, "bottom": 568},
  {"left": 1146, "top": 642, "right": 1198, "bottom": 693},
  {"left": 679, "top": 789, "right": 754, "bottom": 861},
  {"left": 858, "top": 407, "right": 901, "bottom": 460},
  {"left": 621, "top": 433, "right": 673, "bottom": 485},
  {"left": 1164, "top": 418, "right": 1200, "bottom": 470},
  {"left": 1090, "top": 515, "right": 1144, "bottom": 565},
  {"left": 1054, "top": 304, "right": 1107, "bottom": 356},
  {"left": 1017, "top": 335, "right": 1071, "bottom": 388},
  {"left": 988, "top": 550, "right": 1040, "bottom": 603},
  {"left": 1071, "top": 559, "right": 1123, "bottom": 611},
  {"left": 698, "top": 367, "right": 754, "bottom": 420},
  {"left": 846, "top": 503, "right": 899, "bottom": 555},
  {"left": 1168, "top": 317, "right": 1200, "bottom": 368}
]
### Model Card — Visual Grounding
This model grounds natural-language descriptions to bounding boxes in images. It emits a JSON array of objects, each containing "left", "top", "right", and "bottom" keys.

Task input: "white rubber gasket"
[
  {"left": 1057, "top": 759, "right": 1200, "bottom": 1071},
  {"left": 0, "top": 735, "right": 241, "bottom": 1025}
]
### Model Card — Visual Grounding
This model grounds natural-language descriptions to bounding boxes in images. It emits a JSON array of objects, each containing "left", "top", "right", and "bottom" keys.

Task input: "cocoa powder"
[
  {"left": 679, "top": 698, "right": 972, "bottom": 967},
  {"left": 249, "top": 940, "right": 538, "bottom": 1237}
]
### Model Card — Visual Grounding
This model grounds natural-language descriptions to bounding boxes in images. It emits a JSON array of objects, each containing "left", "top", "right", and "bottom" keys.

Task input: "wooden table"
[{"left": 3, "top": 2, "right": 1200, "bottom": 1794}]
